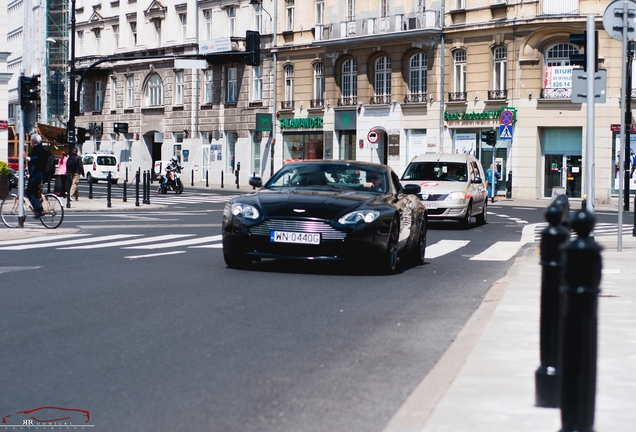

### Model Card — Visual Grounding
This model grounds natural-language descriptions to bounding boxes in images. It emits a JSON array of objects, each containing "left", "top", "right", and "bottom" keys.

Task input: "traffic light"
[
  {"left": 245, "top": 30, "right": 260, "bottom": 66},
  {"left": 76, "top": 127, "right": 89, "bottom": 145},
  {"left": 19, "top": 75, "right": 40, "bottom": 106},
  {"left": 569, "top": 31, "right": 599, "bottom": 72},
  {"left": 481, "top": 129, "right": 496, "bottom": 146}
]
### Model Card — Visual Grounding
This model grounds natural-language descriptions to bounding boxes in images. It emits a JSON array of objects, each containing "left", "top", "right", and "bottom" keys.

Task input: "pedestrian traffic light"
[
  {"left": 19, "top": 75, "right": 40, "bottom": 106},
  {"left": 569, "top": 31, "right": 599, "bottom": 72},
  {"left": 481, "top": 129, "right": 496, "bottom": 146},
  {"left": 245, "top": 30, "right": 260, "bottom": 66}
]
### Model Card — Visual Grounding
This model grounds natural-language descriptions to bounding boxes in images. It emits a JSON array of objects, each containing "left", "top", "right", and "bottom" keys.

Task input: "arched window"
[
  {"left": 283, "top": 64, "right": 294, "bottom": 109},
  {"left": 454, "top": 49, "right": 466, "bottom": 93},
  {"left": 543, "top": 44, "right": 579, "bottom": 99},
  {"left": 374, "top": 55, "right": 391, "bottom": 103},
  {"left": 145, "top": 74, "right": 164, "bottom": 106},
  {"left": 546, "top": 43, "right": 578, "bottom": 67},
  {"left": 493, "top": 46, "right": 507, "bottom": 92},
  {"left": 313, "top": 62, "right": 324, "bottom": 103},
  {"left": 408, "top": 53, "right": 428, "bottom": 100},
  {"left": 341, "top": 58, "right": 357, "bottom": 105}
]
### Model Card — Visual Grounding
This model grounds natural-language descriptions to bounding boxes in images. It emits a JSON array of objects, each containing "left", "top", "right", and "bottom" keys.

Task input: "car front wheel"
[
  {"left": 408, "top": 221, "right": 427, "bottom": 266},
  {"left": 476, "top": 201, "right": 487, "bottom": 225},
  {"left": 379, "top": 221, "right": 399, "bottom": 275},
  {"left": 460, "top": 202, "right": 472, "bottom": 229}
]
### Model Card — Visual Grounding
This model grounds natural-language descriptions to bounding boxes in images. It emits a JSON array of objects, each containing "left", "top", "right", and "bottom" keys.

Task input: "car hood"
[
  {"left": 401, "top": 179, "right": 468, "bottom": 195},
  {"left": 254, "top": 188, "right": 383, "bottom": 219}
]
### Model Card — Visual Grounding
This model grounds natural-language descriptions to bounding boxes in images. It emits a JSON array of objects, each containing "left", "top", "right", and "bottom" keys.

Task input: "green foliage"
[{"left": 0, "top": 160, "right": 9, "bottom": 175}]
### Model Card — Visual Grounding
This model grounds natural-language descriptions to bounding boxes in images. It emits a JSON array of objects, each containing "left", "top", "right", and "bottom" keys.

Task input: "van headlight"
[{"left": 445, "top": 191, "right": 467, "bottom": 201}]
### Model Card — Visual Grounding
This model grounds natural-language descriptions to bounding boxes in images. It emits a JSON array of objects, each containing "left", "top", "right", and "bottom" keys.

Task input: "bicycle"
[{"left": 0, "top": 186, "right": 64, "bottom": 229}]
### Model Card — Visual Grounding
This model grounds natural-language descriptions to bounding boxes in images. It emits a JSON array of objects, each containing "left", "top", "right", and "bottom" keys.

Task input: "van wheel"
[
  {"left": 460, "top": 202, "right": 472, "bottom": 229},
  {"left": 476, "top": 201, "right": 487, "bottom": 225}
]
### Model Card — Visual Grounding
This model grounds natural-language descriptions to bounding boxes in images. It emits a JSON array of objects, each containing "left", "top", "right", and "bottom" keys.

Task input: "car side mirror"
[
  {"left": 402, "top": 184, "right": 421, "bottom": 195},
  {"left": 249, "top": 176, "right": 263, "bottom": 188},
  {"left": 472, "top": 176, "right": 483, "bottom": 184}
]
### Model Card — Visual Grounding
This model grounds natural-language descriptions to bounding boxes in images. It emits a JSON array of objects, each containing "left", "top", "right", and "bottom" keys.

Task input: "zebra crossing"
[{"left": 146, "top": 192, "right": 242, "bottom": 205}]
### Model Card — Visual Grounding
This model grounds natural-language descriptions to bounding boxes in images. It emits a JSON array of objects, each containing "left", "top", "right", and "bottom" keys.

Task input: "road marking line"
[
  {"left": 0, "top": 234, "right": 90, "bottom": 247},
  {"left": 124, "top": 251, "right": 187, "bottom": 259},
  {"left": 190, "top": 242, "right": 223, "bottom": 249},
  {"left": 123, "top": 235, "right": 223, "bottom": 249},
  {"left": 0, "top": 234, "right": 139, "bottom": 250},
  {"left": 426, "top": 240, "right": 470, "bottom": 259},
  {"left": 470, "top": 241, "right": 522, "bottom": 261},
  {"left": 58, "top": 234, "right": 195, "bottom": 249}
]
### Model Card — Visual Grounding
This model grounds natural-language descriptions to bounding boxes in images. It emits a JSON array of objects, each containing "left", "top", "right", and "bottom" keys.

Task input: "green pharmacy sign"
[
  {"left": 279, "top": 117, "right": 324, "bottom": 129},
  {"left": 444, "top": 107, "right": 517, "bottom": 123}
]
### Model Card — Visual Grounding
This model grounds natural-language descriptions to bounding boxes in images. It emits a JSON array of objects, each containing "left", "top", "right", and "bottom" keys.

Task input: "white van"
[
  {"left": 82, "top": 151, "right": 120, "bottom": 184},
  {"left": 401, "top": 153, "right": 488, "bottom": 229}
]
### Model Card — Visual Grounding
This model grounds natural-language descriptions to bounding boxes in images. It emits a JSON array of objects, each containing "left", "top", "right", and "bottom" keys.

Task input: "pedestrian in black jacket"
[
  {"left": 23, "top": 134, "right": 47, "bottom": 218},
  {"left": 66, "top": 147, "right": 84, "bottom": 201}
]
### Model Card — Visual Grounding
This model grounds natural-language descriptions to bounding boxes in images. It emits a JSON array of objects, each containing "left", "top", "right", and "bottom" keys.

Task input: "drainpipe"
[{"left": 438, "top": 3, "right": 445, "bottom": 153}]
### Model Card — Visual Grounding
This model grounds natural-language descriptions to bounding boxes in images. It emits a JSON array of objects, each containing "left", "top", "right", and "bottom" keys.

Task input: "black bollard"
[
  {"left": 253, "top": 171, "right": 256, "bottom": 190},
  {"left": 66, "top": 173, "right": 71, "bottom": 209},
  {"left": 559, "top": 210, "right": 602, "bottom": 432},
  {"left": 552, "top": 194, "right": 571, "bottom": 230},
  {"left": 191, "top": 169, "right": 194, "bottom": 187},
  {"left": 206, "top": 170, "right": 209, "bottom": 187},
  {"left": 506, "top": 171, "right": 512, "bottom": 199},
  {"left": 135, "top": 169, "right": 140, "bottom": 207},
  {"left": 123, "top": 167, "right": 127, "bottom": 202},
  {"left": 88, "top": 176, "right": 93, "bottom": 199},
  {"left": 220, "top": 170, "right": 223, "bottom": 188},
  {"left": 146, "top": 170, "right": 151, "bottom": 205},
  {"left": 142, "top": 170, "right": 148, "bottom": 204},
  {"left": 535, "top": 202, "right": 570, "bottom": 408},
  {"left": 106, "top": 172, "right": 112, "bottom": 208}
]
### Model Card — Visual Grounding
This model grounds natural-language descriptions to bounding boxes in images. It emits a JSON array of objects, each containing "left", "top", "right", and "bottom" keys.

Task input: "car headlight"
[
  {"left": 445, "top": 191, "right": 467, "bottom": 201},
  {"left": 338, "top": 210, "right": 380, "bottom": 224},
  {"left": 230, "top": 203, "right": 260, "bottom": 219}
]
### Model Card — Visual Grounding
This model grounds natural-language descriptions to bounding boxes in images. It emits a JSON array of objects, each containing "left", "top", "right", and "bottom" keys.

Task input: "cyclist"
[{"left": 22, "top": 134, "right": 47, "bottom": 219}]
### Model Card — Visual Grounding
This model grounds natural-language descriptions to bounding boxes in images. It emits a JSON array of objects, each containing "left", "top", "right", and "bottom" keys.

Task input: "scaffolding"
[{"left": 47, "top": 0, "right": 69, "bottom": 126}]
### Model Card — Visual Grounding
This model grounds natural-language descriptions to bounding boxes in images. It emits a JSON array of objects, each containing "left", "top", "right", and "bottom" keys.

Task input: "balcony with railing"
[
  {"left": 310, "top": 99, "right": 324, "bottom": 109},
  {"left": 316, "top": 10, "right": 440, "bottom": 41},
  {"left": 448, "top": 92, "right": 467, "bottom": 103},
  {"left": 337, "top": 96, "right": 358, "bottom": 107},
  {"left": 370, "top": 95, "right": 392, "bottom": 105},
  {"left": 488, "top": 90, "right": 508, "bottom": 101},
  {"left": 404, "top": 93, "right": 428, "bottom": 104},
  {"left": 281, "top": 101, "right": 295, "bottom": 110},
  {"left": 540, "top": 88, "right": 572, "bottom": 99}
]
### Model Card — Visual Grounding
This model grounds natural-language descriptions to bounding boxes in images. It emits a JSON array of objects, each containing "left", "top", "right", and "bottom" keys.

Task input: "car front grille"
[
  {"left": 249, "top": 219, "right": 347, "bottom": 241},
  {"left": 418, "top": 193, "right": 449, "bottom": 201}
]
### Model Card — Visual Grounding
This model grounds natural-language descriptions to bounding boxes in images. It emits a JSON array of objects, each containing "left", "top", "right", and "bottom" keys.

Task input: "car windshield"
[
  {"left": 266, "top": 163, "right": 389, "bottom": 193},
  {"left": 96, "top": 156, "right": 117, "bottom": 166},
  {"left": 402, "top": 162, "right": 467, "bottom": 182}
]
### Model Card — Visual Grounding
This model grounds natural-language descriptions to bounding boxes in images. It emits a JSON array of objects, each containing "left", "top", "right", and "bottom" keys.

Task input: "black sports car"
[{"left": 222, "top": 161, "right": 427, "bottom": 274}]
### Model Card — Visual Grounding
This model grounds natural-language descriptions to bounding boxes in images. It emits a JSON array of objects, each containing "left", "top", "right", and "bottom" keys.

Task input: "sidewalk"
[{"left": 384, "top": 198, "right": 636, "bottom": 432}]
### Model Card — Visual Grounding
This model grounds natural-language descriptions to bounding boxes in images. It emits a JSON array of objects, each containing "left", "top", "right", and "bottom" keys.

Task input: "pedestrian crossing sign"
[{"left": 499, "top": 125, "right": 513, "bottom": 140}]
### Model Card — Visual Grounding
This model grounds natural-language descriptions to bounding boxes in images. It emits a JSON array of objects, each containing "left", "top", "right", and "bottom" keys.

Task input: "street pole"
[
  {"left": 66, "top": 0, "right": 76, "bottom": 209},
  {"left": 270, "top": 0, "right": 277, "bottom": 178},
  {"left": 618, "top": 1, "right": 630, "bottom": 252},
  {"left": 17, "top": 70, "right": 26, "bottom": 228},
  {"left": 585, "top": 16, "right": 595, "bottom": 220},
  {"left": 625, "top": 45, "right": 632, "bottom": 212}
]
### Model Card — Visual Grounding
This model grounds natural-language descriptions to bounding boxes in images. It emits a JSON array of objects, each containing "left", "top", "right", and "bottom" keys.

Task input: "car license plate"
[
  {"left": 424, "top": 202, "right": 438, "bottom": 209},
  {"left": 270, "top": 231, "right": 321, "bottom": 245}
]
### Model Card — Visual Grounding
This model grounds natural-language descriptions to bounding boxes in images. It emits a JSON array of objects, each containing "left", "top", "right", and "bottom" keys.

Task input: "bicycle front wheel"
[
  {"left": 0, "top": 194, "right": 22, "bottom": 228},
  {"left": 40, "top": 194, "right": 64, "bottom": 229}
]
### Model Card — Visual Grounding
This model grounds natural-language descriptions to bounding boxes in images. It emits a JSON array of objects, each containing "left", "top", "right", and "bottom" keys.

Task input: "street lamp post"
[{"left": 66, "top": 0, "right": 77, "bottom": 209}]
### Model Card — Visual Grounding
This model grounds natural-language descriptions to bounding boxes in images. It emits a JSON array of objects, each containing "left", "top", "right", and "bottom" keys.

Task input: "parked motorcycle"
[{"left": 157, "top": 164, "right": 184, "bottom": 194}]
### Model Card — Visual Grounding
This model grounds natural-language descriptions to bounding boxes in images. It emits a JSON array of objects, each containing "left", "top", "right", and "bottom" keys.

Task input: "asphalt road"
[{"left": 0, "top": 190, "right": 592, "bottom": 431}]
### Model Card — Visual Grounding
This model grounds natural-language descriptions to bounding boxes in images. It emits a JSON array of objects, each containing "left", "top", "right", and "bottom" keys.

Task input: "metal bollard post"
[
  {"left": 235, "top": 161, "right": 240, "bottom": 189},
  {"left": 123, "top": 175, "right": 127, "bottom": 203},
  {"left": 142, "top": 170, "right": 148, "bottom": 204},
  {"left": 220, "top": 170, "right": 223, "bottom": 188},
  {"left": 206, "top": 170, "right": 209, "bottom": 187},
  {"left": 135, "top": 169, "right": 140, "bottom": 207},
  {"left": 106, "top": 172, "right": 112, "bottom": 208},
  {"left": 146, "top": 170, "right": 151, "bottom": 205},
  {"left": 191, "top": 169, "right": 194, "bottom": 187},
  {"left": 66, "top": 173, "right": 71, "bottom": 209},
  {"left": 535, "top": 201, "right": 570, "bottom": 408},
  {"left": 559, "top": 210, "right": 602, "bottom": 432},
  {"left": 253, "top": 171, "right": 256, "bottom": 190},
  {"left": 88, "top": 176, "right": 93, "bottom": 199},
  {"left": 506, "top": 171, "right": 512, "bottom": 199}
]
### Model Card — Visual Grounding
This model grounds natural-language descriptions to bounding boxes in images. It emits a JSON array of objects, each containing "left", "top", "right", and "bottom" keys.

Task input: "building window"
[
  {"left": 254, "top": 4, "right": 263, "bottom": 33},
  {"left": 455, "top": 0, "right": 465, "bottom": 9},
  {"left": 314, "top": 62, "right": 324, "bottom": 101},
  {"left": 94, "top": 80, "right": 103, "bottom": 111},
  {"left": 111, "top": 77, "right": 117, "bottom": 110},
  {"left": 542, "top": 44, "right": 578, "bottom": 98},
  {"left": 380, "top": 0, "right": 388, "bottom": 18},
  {"left": 79, "top": 82, "right": 85, "bottom": 113},
  {"left": 145, "top": 74, "right": 164, "bottom": 106},
  {"left": 179, "top": 13, "right": 187, "bottom": 43},
  {"left": 252, "top": 131, "right": 262, "bottom": 174},
  {"left": 153, "top": 19, "right": 162, "bottom": 46},
  {"left": 130, "top": 22, "right": 137, "bottom": 46},
  {"left": 546, "top": 43, "right": 578, "bottom": 67},
  {"left": 253, "top": 65, "right": 263, "bottom": 101},
  {"left": 285, "top": 64, "right": 294, "bottom": 102},
  {"left": 227, "top": 67, "right": 237, "bottom": 103},
  {"left": 341, "top": 58, "right": 357, "bottom": 101},
  {"left": 347, "top": 0, "right": 355, "bottom": 21},
  {"left": 112, "top": 24, "right": 119, "bottom": 47},
  {"left": 94, "top": 28, "right": 101, "bottom": 39},
  {"left": 408, "top": 53, "right": 428, "bottom": 95},
  {"left": 493, "top": 46, "right": 507, "bottom": 91},
  {"left": 286, "top": 0, "right": 294, "bottom": 31},
  {"left": 228, "top": 6, "right": 236, "bottom": 37},
  {"left": 374, "top": 56, "right": 391, "bottom": 97},
  {"left": 204, "top": 70, "right": 213, "bottom": 104},
  {"left": 204, "top": 10, "right": 212, "bottom": 39},
  {"left": 454, "top": 49, "right": 466, "bottom": 93},
  {"left": 126, "top": 76, "right": 134, "bottom": 108},
  {"left": 315, "top": 0, "right": 324, "bottom": 24},
  {"left": 175, "top": 71, "right": 184, "bottom": 105}
]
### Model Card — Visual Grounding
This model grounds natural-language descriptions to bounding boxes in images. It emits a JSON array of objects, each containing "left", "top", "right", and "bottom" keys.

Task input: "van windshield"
[{"left": 402, "top": 162, "right": 467, "bottom": 182}]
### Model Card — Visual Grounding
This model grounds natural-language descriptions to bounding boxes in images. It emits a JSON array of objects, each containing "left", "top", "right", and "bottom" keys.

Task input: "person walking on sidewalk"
[
  {"left": 57, "top": 151, "right": 68, "bottom": 197},
  {"left": 22, "top": 134, "right": 47, "bottom": 219},
  {"left": 486, "top": 163, "right": 500, "bottom": 203},
  {"left": 66, "top": 147, "right": 84, "bottom": 201}
]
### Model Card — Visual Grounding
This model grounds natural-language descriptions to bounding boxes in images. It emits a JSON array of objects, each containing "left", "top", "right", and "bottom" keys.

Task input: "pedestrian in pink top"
[{"left": 57, "top": 151, "right": 68, "bottom": 197}]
